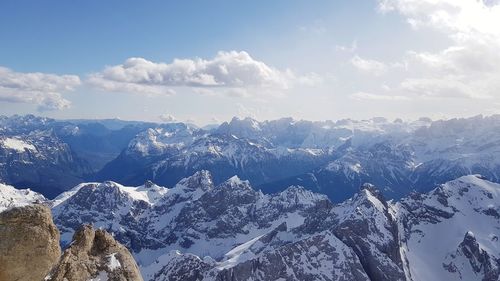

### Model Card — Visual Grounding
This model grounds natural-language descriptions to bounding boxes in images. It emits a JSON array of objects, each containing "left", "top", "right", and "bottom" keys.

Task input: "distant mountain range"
[{"left": 2, "top": 114, "right": 500, "bottom": 202}]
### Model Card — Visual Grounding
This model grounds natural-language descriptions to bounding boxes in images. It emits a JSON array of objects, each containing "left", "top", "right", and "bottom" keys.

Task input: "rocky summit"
[
  {"left": 0, "top": 204, "right": 61, "bottom": 281},
  {"left": 0, "top": 204, "right": 142, "bottom": 281},
  {"left": 46, "top": 224, "right": 143, "bottom": 281}
]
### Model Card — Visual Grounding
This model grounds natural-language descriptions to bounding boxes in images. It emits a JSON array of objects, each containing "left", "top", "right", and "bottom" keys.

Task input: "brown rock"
[
  {"left": 47, "top": 224, "right": 143, "bottom": 281},
  {"left": 0, "top": 204, "right": 61, "bottom": 281}
]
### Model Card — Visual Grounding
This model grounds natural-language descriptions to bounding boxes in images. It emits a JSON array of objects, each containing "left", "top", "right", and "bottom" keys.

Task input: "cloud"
[
  {"left": 350, "top": 55, "right": 388, "bottom": 76},
  {"left": 335, "top": 40, "right": 358, "bottom": 53},
  {"left": 0, "top": 67, "right": 80, "bottom": 111},
  {"left": 159, "top": 114, "right": 176, "bottom": 123},
  {"left": 378, "top": 0, "right": 500, "bottom": 37},
  {"left": 400, "top": 78, "right": 491, "bottom": 99},
  {"left": 376, "top": 0, "right": 500, "bottom": 99},
  {"left": 350, "top": 91, "right": 410, "bottom": 101},
  {"left": 88, "top": 51, "right": 313, "bottom": 97}
]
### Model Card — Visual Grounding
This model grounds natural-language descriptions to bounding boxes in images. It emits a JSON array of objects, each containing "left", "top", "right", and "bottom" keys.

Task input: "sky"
[{"left": 1, "top": 0, "right": 500, "bottom": 125}]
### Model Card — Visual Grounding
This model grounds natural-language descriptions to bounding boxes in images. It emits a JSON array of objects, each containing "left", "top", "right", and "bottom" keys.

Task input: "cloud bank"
[
  {"left": 349, "top": 0, "right": 500, "bottom": 101},
  {"left": 88, "top": 51, "right": 314, "bottom": 96},
  {"left": 0, "top": 67, "right": 80, "bottom": 111}
]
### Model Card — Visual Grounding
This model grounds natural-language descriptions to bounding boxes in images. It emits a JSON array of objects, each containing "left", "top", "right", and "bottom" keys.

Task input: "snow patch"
[
  {"left": 0, "top": 183, "right": 46, "bottom": 212},
  {"left": 107, "top": 253, "right": 121, "bottom": 270},
  {"left": 2, "top": 138, "right": 36, "bottom": 152}
]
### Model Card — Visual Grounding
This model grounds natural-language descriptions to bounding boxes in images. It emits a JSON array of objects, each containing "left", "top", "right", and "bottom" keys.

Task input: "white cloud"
[
  {"left": 350, "top": 91, "right": 410, "bottom": 101},
  {"left": 377, "top": 0, "right": 500, "bottom": 99},
  {"left": 379, "top": 0, "right": 500, "bottom": 37},
  {"left": 0, "top": 67, "right": 80, "bottom": 111},
  {"left": 335, "top": 40, "right": 358, "bottom": 53},
  {"left": 159, "top": 114, "right": 176, "bottom": 123},
  {"left": 350, "top": 55, "right": 388, "bottom": 76},
  {"left": 88, "top": 51, "right": 313, "bottom": 97}
]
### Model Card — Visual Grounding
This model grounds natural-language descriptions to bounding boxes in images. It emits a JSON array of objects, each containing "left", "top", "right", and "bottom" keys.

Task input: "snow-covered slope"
[
  {"left": 44, "top": 170, "right": 500, "bottom": 280},
  {"left": 0, "top": 183, "right": 46, "bottom": 211},
  {"left": 3, "top": 170, "right": 497, "bottom": 280},
  {"left": 395, "top": 175, "right": 500, "bottom": 280}
]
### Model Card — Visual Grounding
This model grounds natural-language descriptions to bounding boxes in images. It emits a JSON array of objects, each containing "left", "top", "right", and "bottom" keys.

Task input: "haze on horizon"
[{"left": 1, "top": 0, "right": 500, "bottom": 125}]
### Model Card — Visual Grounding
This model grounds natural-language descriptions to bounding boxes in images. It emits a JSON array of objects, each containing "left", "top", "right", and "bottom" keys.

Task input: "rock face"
[
  {"left": 47, "top": 224, "right": 143, "bottom": 281},
  {"left": 331, "top": 184, "right": 406, "bottom": 281},
  {"left": 48, "top": 172, "right": 500, "bottom": 281},
  {"left": 0, "top": 204, "right": 61, "bottom": 281},
  {"left": 0, "top": 203, "right": 142, "bottom": 281},
  {"left": 211, "top": 230, "right": 370, "bottom": 281}
]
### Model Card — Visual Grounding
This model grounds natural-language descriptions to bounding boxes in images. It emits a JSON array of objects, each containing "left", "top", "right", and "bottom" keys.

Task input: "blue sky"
[{"left": 1, "top": 0, "right": 499, "bottom": 124}]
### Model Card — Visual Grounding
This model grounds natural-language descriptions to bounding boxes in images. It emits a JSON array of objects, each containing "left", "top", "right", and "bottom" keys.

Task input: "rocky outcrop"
[
  {"left": 0, "top": 203, "right": 142, "bottom": 281},
  {"left": 332, "top": 185, "right": 406, "bottom": 281},
  {"left": 443, "top": 232, "right": 500, "bottom": 281},
  {"left": 0, "top": 204, "right": 61, "bottom": 281},
  {"left": 47, "top": 224, "right": 143, "bottom": 281}
]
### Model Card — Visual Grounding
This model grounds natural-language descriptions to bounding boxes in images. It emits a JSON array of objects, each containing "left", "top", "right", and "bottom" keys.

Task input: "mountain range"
[
  {"left": 1, "top": 172, "right": 498, "bottom": 280},
  {"left": 3, "top": 114, "right": 500, "bottom": 202}
]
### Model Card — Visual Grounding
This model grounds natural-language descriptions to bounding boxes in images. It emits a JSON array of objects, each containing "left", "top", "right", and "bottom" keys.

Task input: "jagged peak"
[
  {"left": 337, "top": 183, "right": 388, "bottom": 213},
  {"left": 53, "top": 180, "right": 170, "bottom": 208},
  {"left": 219, "top": 175, "right": 252, "bottom": 190},
  {"left": 175, "top": 170, "right": 214, "bottom": 191},
  {"left": 277, "top": 185, "right": 329, "bottom": 205},
  {"left": 216, "top": 117, "right": 262, "bottom": 137},
  {"left": 143, "top": 180, "right": 155, "bottom": 189},
  {"left": 464, "top": 230, "right": 476, "bottom": 240},
  {"left": 360, "top": 183, "right": 386, "bottom": 202}
]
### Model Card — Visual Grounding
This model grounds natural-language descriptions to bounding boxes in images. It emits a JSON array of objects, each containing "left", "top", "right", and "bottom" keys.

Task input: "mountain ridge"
[{"left": 2, "top": 171, "right": 498, "bottom": 280}]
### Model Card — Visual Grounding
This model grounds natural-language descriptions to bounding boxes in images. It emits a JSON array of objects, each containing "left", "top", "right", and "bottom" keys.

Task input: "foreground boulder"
[
  {"left": 47, "top": 224, "right": 143, "bottom": 281},
  {"left": 0, "top": 204, "right": 61, "bottom": 281}
]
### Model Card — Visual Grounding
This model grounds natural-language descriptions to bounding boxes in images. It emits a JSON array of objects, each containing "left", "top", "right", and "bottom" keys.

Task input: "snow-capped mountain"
[
  {"left": 0, "top": 183, "right": 47, "bottom": 211},
  {"left": 259, "top": 115, "right": 500, "bottom": 202},
  {"left": 97, "top": 116, "right": 434, "bottom": 197},
  {"left": 395, "top": 174, "right": 500, "bottom": 280},
  {"left": 26, "top": 171, "right": 497, "bottom": 281},
  {"left": 0, "top": 114, "right": 156, "bottom": 197},
  {"left": 4, "top": 113, "right": 500, "bottom": 203},
  {"left": 0, "top": 128, "right": 93, "bottom": 198},
  {"left": 98, "top": 120, "right": 333, "bottom": 187}
]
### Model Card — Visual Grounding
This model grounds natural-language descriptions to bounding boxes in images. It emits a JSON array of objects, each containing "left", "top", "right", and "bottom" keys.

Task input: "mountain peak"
[
  {"left": 220, "top": 175, "right": 252, "bottom": 190},
  {"left": 360, "top": 183, "right": 387, "bottom": 205},
  {"left": 175, "top": 170, "right": 214, "bottom": 192},
  {"left": 216, "top": 117, "right": 262, "bottom": 139}
]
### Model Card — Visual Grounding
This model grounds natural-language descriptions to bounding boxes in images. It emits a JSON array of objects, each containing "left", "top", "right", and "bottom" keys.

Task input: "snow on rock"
[
  {"left": 107, "top": 253, "right": 122, "bottom": 271},
  {"left": 1, "top": 137, "right": 36, "bottom": 152},
  {"left": 16, "top": 170, "right": 495, "bottom": 281},
  {"left": 49, "top": 171, "right": 346, "bottom": 280},
  {"left": 395, "top": 175, "right": 500, "bottom": 281},
  {"left": 0, "top": 183, "right": 46, "bottom": 212}
]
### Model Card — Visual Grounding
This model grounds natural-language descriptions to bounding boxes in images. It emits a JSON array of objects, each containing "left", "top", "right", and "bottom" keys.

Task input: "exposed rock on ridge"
[
  {"left": 0, "top": 204, "right": 61, "bottom": 281},
  {"left": 47, "top": 224, "right": 143, "bottom": 281}
]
